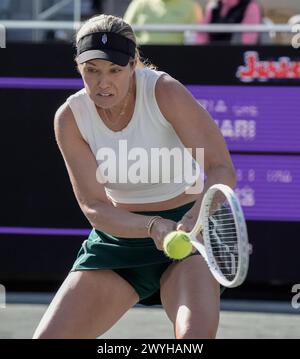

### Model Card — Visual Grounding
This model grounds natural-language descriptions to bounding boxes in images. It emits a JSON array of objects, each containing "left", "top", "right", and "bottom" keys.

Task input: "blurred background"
[
  {"left": 0, "top": 0, "right": 300, "bottom": 338},
  {"left": 1, "top": 0, "right": 300, "bottom": 44}
]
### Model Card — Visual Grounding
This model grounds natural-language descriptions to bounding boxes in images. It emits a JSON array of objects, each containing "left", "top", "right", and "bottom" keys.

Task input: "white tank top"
[{"left": 66, "top": 68, "right": 198, "bottom": 204}]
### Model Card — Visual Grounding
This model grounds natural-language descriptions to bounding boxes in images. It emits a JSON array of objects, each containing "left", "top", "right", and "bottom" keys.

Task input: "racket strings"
[{"left": 207, "top": 197, "right": 239, "bottom": 281}]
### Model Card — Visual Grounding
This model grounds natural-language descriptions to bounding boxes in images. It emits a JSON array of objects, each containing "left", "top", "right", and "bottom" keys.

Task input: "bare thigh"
[
  {"left": 160, "top": 255, "right": 220, "bottom": 339},
  {"left": 33, "top": 270, "right": 139, "bottom": 339}
]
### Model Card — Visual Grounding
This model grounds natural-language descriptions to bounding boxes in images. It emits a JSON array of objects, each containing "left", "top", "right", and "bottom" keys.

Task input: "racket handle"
[{"left": 189, "top": 236, "right": 208, "bottom": 263}]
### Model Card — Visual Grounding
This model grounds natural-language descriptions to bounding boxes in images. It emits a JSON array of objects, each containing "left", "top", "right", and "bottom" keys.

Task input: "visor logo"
[{"left": 101, "top": 34, "right": 108, "bottom": 45}]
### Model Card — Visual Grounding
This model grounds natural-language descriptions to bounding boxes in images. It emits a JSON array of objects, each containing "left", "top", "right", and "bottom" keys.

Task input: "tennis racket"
[{"left": 187, "top": 183, "right": 251, "bottom": 288}]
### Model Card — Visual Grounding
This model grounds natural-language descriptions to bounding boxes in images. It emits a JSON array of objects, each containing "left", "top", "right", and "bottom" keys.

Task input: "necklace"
[{"left": 100, "top": 82, "right": 132, "bottom": 129}]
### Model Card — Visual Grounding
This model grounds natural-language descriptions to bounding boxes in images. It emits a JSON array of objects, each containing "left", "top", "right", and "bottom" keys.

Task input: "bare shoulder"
[
  {"left": 53, "top": 102, "right": 110, "bottom": 207},
  {"left": 155, "top": 73, "right": 208, "bottom": 126},
  {"left": 155, "top": 74, "right": 189, "bottom": 103},
  {"left": 154, "top": 74, "right": 233, "bottom": 173},
  {"left": 54, "top": 102, "right": 75, "bottom": 133},
  {"left": 54, "top": 102, "right": 82, "bottom": 146}
]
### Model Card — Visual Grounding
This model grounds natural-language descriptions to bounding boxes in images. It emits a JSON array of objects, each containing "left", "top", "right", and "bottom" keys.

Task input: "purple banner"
[
  {"left": 187, "top": 85, "right": 300, "bottom": 153},
  {"left": 0, "top": 77, "right": 83, "bottom": 89},
  {"left": 232, "top": 154, "right": 300, "bottom": 221},
  {"left": 0, "top": 226, "right": 90, "bottom": 236},
  {"left": 2, "top": 79, "right": 299, "bottom": 153}
]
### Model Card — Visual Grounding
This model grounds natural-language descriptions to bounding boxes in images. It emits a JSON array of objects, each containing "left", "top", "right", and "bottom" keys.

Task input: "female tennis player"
[{"left": 33, "top": 14, "right": 236, "bottom": 339}]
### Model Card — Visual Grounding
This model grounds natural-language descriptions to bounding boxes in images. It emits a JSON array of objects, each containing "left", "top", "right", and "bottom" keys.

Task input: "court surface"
[{"left": 0, "top": 293, "right": 299, "bottom": 339}]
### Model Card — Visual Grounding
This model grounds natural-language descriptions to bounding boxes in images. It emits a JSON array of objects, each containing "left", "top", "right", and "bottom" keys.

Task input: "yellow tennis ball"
[{"left": 163, "top": 231, "right": 192, "bottom": 260}]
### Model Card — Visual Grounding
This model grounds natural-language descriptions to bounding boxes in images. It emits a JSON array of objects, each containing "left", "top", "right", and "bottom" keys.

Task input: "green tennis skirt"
[{"left": 71, "top": 201, "right": 222, "bottom": 306}]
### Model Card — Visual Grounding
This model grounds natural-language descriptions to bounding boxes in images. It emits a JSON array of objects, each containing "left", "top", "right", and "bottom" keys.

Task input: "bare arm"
[
  {"left": 54, "top": 103, "right": 170, "bottom": 238},
  {"left": 155, "top": 75, "right": 236, "bottom": 226}
]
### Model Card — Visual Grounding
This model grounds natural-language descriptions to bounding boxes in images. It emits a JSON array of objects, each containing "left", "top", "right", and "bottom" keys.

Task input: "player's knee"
[
  {"left": 175, "top": 317, "right": 218, "bottom": 339},
  {"left": 32, "top": 326, "right": 54, "bottom": 339},
  {"left": 176, "top": 325, "right": 217, "bottom": 339},
  {"left": 32, "top": 331, "right": 47, "bottom": 339}
]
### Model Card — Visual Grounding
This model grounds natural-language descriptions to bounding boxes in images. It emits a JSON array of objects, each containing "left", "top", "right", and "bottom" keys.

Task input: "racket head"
[{"left": 198, "top": 184, "right": 249, "bottom": 288}]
